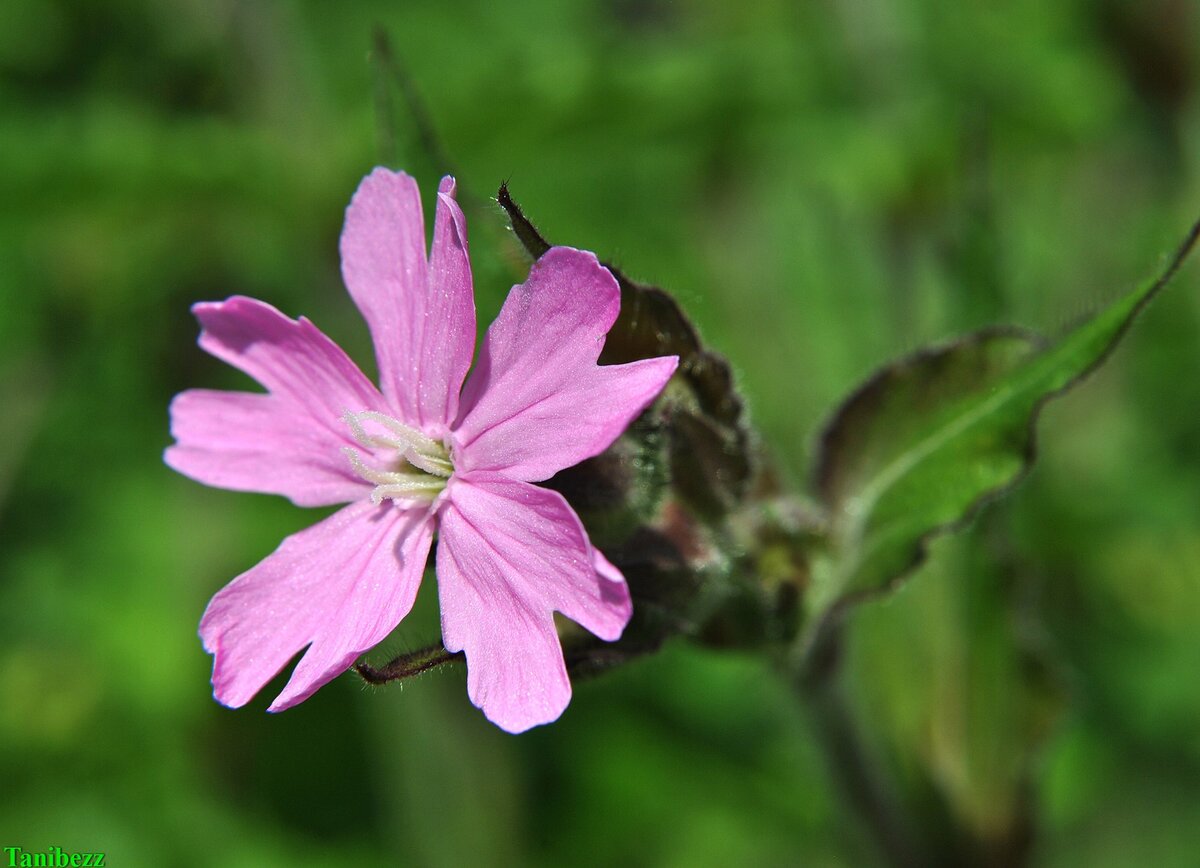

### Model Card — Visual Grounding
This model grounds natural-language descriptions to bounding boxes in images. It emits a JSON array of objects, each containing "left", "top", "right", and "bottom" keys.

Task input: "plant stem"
[{"left": 791, "top": 620, "right": 926, "bottom": 868}]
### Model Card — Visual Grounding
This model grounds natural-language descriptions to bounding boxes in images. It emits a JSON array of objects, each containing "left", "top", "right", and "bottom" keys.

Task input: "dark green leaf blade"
[{"left": 811, "top": 220, "right": 1200, "bottom": 614}]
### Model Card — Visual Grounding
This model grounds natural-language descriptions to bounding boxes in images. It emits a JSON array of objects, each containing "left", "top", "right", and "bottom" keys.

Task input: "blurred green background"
[{"left": 3, "top": 0, "right": 1200, "bottom": 865}]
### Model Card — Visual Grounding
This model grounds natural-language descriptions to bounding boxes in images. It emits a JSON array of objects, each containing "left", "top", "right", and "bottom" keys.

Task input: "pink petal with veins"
[
  {"left": 436, "top": 473, "right": 632, "bottom": 732},
  {"left": 166, "top": 297, "right": 391, "bottom": 505},
  {"left": 340, "top": 169, "right": 475, "bottom": 431},
  {"left": 192, "top": 295, "right": 389, "bottom": 419},
  {"left": 166, "top": 390, "right": 366, "bottom": 507},
  {"left": 453, "top": 246, "right": 678, "bottom": 481},
  {"left": 200, "top": 500, "right": 434, "bottom": 710},
  {"left": 422, "top": 176, "right": 476, "bottom": 428}
]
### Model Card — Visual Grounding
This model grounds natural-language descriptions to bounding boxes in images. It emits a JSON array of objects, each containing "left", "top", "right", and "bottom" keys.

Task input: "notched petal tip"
[
  {"left": 204, "top": 651, "right": 257, "bottom": 711},
  {"left": 436, "top": 477, "right": 628, "bottom": 732},
  {"left": 461, "top": 625, "right": 573, "bottom": 734},
  {"left": 267, "top": 649, "right": 360, "bottom": 712},
  {"left": 195, "top": 503, "right": 434, "bottom": 714},
  {"left": 200, "top": 608, "right": 266, "bottom": 710}
]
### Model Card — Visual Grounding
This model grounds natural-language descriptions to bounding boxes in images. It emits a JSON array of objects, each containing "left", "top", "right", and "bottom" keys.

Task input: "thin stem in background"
[
  {"left": 371, "top": 26, "right": 458, "bottom": 180},
  {"left": 792, "top": 622, "right": 927, "bottom": 868}
]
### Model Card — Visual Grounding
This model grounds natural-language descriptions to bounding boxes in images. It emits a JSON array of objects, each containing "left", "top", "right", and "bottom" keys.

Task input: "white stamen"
[
  {"left": 342, "top": 411, "right": 453, "bottom": 479},
  {"left": 405, "top": 450, "right": 453, "bottom": 478},
  {"left": 341, "top": 410, "right": 454, "bottom": 504},
  {"left": 343, "top": 410, "right": 441, "bottom": 454},
  {"left": 369, "top": 480, "right": 445, "bottom": 505}
]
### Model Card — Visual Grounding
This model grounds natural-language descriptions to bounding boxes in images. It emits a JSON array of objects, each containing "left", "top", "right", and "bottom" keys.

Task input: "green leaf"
[
  {"left": 850, "top": 528, "right": 1065, "bottom": 863},
  {"left": 809, "top": 219, "right": 1200, "bottom": 620}
]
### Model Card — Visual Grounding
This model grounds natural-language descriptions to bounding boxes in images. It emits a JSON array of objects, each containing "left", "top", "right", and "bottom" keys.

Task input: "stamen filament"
[
  {"left": 341, "top": 448, "right": 435, "bottom": 486},
  {"left": 369, "top": 480, "right": 444, "bottom": 505},
  {"left": 343, "top": 410, "right": 441, "bottom": 455},
  {"left": 341, "top": 410, "right": 454, "bottom": 504},
  {"left": 404, "top": 450, "right": 454, "bottom": 478}
]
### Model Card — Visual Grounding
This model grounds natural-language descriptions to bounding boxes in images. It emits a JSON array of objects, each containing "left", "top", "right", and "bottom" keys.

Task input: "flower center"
[{"left": 342, "top": 410, "right": 453, "bottom": 505}]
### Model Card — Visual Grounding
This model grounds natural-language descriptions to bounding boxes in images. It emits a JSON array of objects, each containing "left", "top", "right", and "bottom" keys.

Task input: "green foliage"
[
  {"left": 811, "top": 224, "right": 1198, "bottom": 621},
  {"left": 850, "top": 526, "right": 1065, "bottom": 863},
  {"left": 3, "top": 0, "right": 1200, "bottom": 866}
]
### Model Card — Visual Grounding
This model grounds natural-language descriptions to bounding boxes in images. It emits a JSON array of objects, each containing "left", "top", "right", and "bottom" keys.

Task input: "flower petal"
[
  {"left": 435, "top": 473, "right": 632, "bottom": 732},
  {"left": 199, "top": 500, "right": 434, "bottom": 710},
  {"left": 339, "top": 169, "right": 427, "bottom": 416},
  {"left": 165, "top": 296, "right": 390, "bottom": 505},
  {"left": 453, "top": 247, "right": 678, "bottom": 481},
  {"left": 166, "top": 390, "right": 366, "bottom": 507},
  {"left": 192, "top": 295, "right": 387, "bottom": 417},
  {"left": 422, "top": 176, "right": 476, "bottom": 427},
  {"left": 590, "top": 548, "right": 634, "bottom": 621},
  {"left": 340, "top": 169, "right": 475, "bottom": 430}
]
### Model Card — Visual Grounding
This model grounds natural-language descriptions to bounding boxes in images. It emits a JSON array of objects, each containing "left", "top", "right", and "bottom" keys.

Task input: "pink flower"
[{"left": 166, "top": 169, "right": 678, "bottom": 732}]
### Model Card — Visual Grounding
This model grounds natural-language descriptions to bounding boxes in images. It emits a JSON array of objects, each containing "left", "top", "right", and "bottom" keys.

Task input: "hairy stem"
[{"left": 356, "top": 643, "right": 463, "bottom": 684}]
